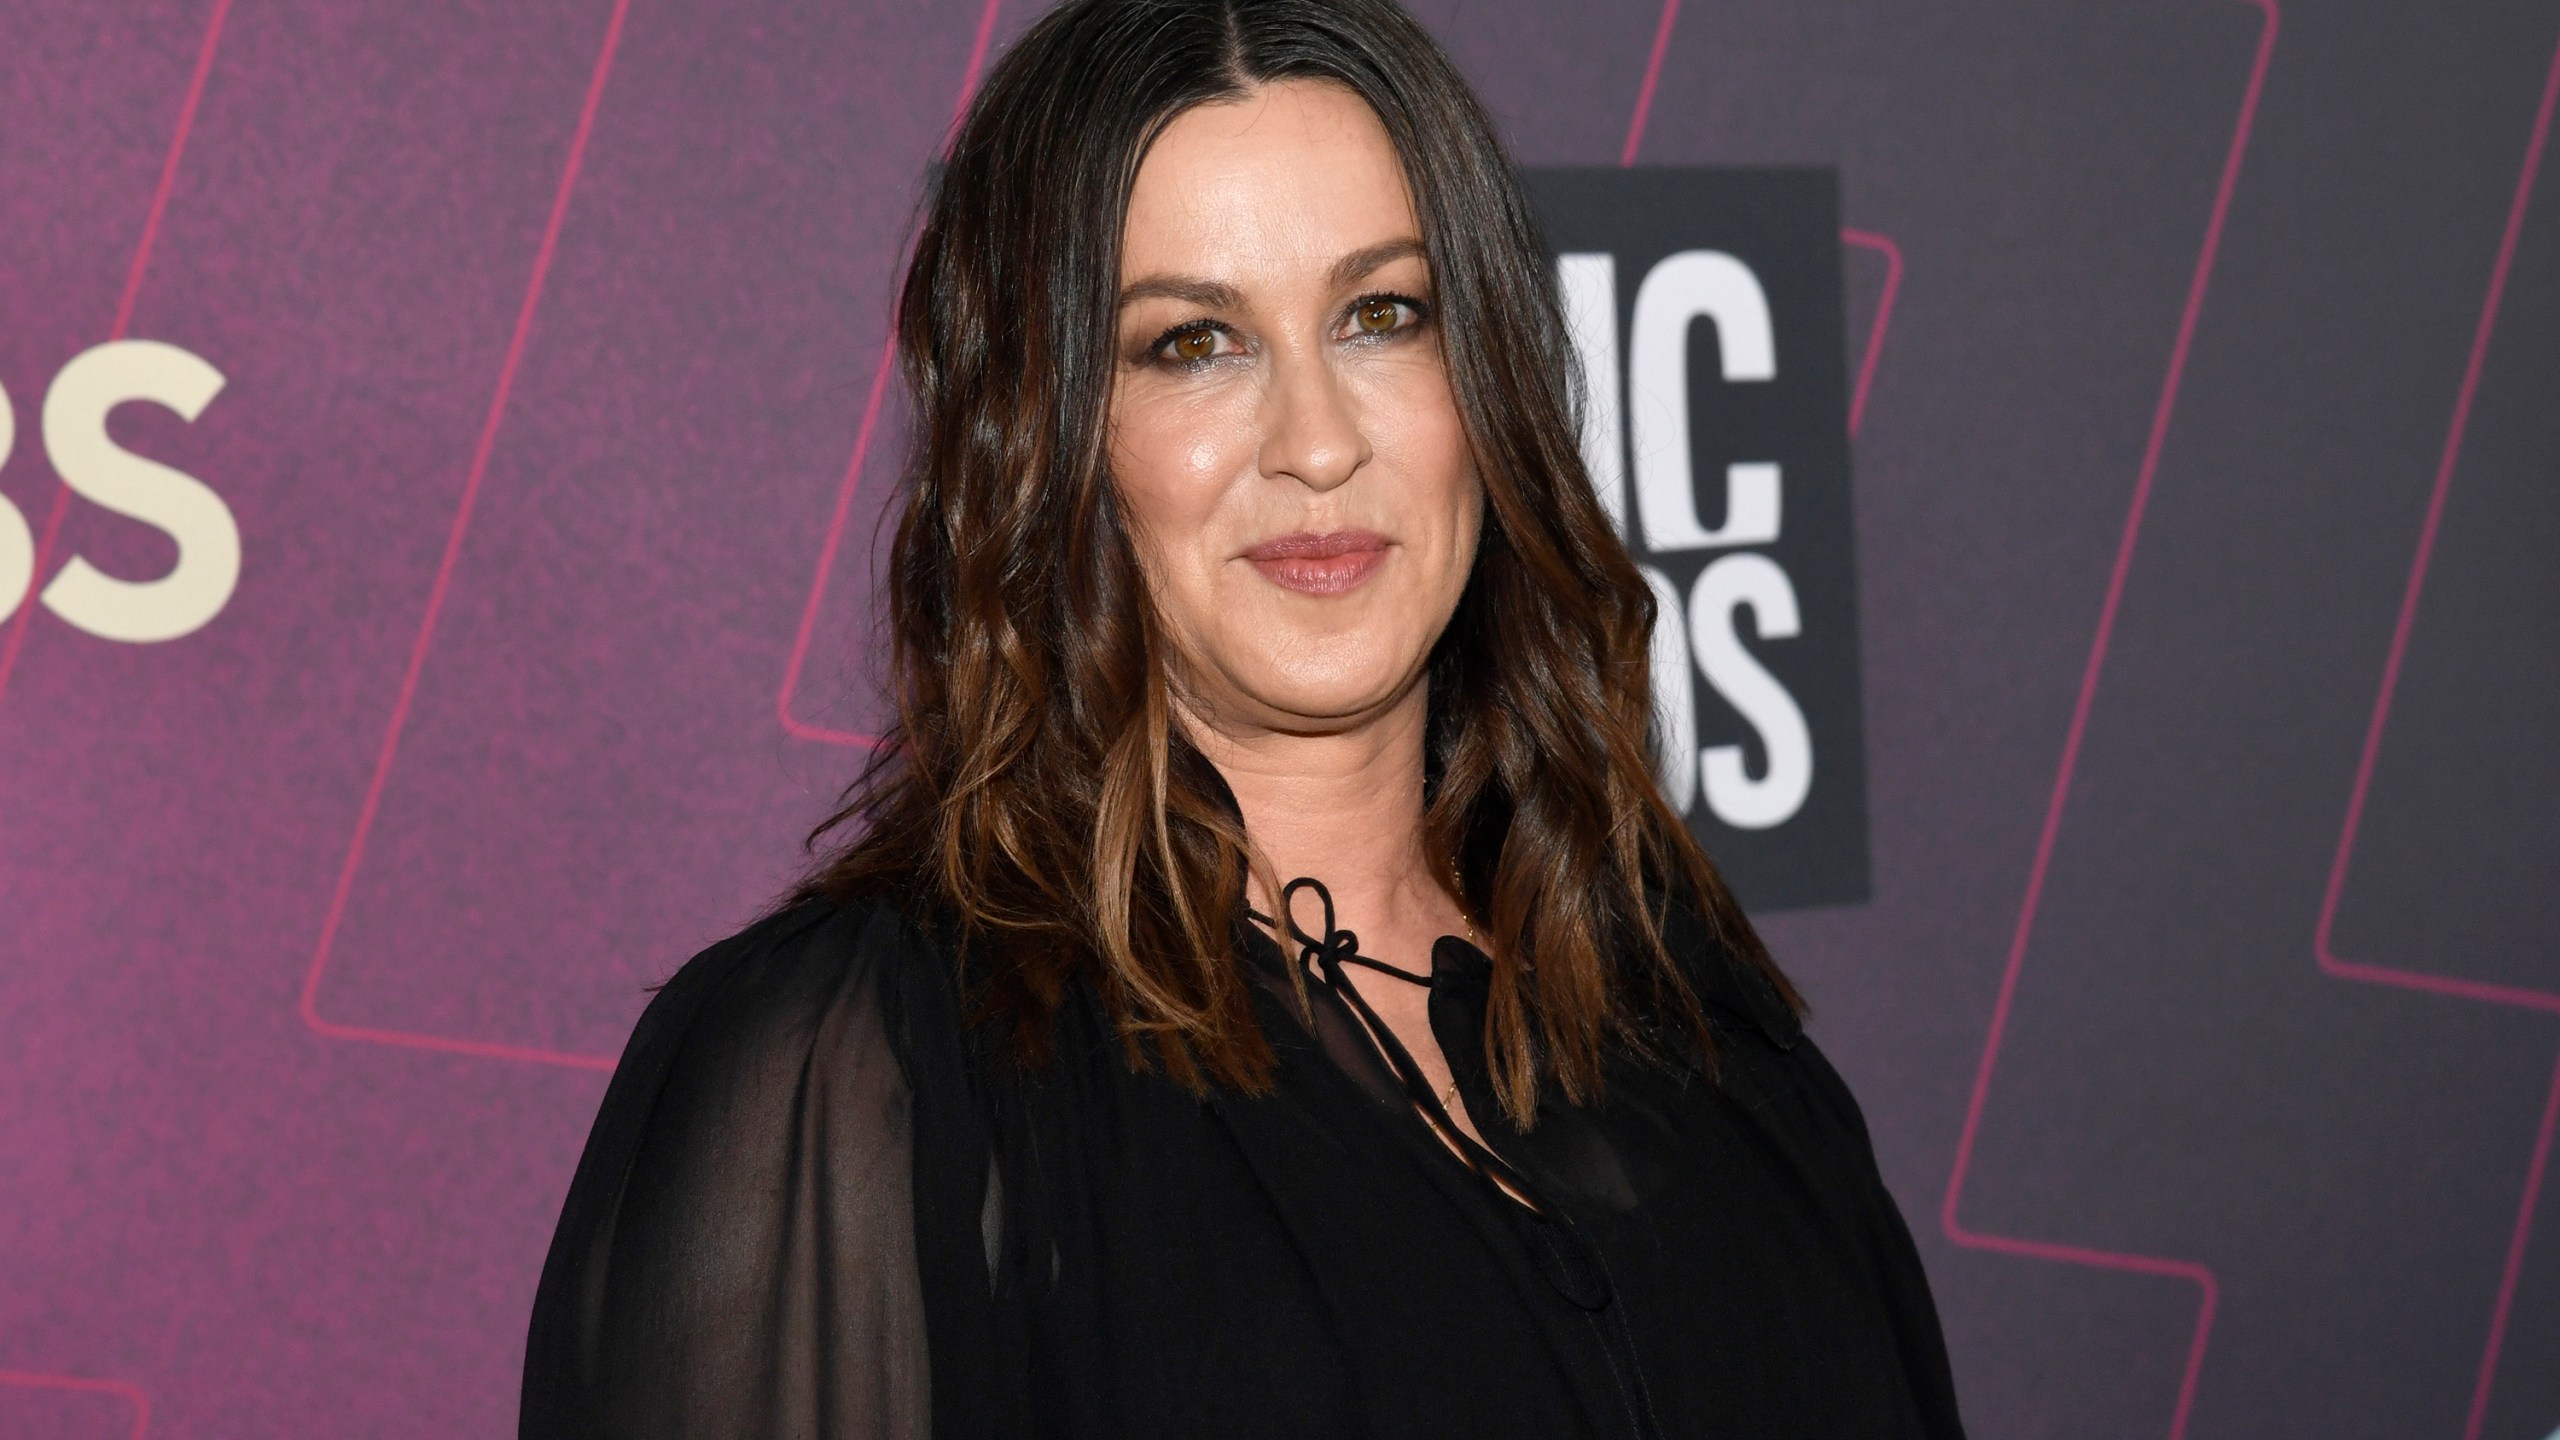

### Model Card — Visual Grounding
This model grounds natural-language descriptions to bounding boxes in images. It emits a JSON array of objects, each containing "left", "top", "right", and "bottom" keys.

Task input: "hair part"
[{"left": 801, "top": 0, "right": 1799, "bottom": 1125}]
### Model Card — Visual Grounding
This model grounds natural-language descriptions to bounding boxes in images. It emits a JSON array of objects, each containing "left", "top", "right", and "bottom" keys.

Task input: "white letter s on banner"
[{"left": 40, "top": 340, "right": 238, "bottom": 643}]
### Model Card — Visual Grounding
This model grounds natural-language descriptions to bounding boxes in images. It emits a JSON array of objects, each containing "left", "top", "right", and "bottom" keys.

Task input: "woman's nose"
[{"left": 1257, "top": 348, "right": 1372, "bottom": 492}]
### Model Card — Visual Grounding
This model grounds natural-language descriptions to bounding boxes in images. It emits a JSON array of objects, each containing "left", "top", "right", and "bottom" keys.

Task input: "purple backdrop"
[{"left": 4, "top": 0, "right": 2556, "bottom": 1435}]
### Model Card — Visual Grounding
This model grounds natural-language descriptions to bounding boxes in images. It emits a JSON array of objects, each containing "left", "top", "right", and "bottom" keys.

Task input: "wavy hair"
[{"left": 801, "top": 0, "right": 1799, "bottom": 1125}]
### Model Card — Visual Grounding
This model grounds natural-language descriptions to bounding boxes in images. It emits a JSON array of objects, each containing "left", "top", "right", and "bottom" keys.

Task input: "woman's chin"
[{"left": 1193, "top": 663, "right": 1426, "bottom": 737}]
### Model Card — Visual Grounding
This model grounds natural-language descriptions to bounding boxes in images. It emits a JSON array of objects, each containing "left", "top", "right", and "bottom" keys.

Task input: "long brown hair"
[{"left": 802, "top": 0, "right": 1799, "bottom": 1125}]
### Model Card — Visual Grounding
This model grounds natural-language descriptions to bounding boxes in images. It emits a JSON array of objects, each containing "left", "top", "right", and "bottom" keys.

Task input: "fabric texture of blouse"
[{"left": 520, "top": 882, "right": 1967, "bottom": 1439}]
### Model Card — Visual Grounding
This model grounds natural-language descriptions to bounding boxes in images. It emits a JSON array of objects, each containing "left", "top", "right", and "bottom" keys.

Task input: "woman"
[{"left": 521, "top": 0, "right": 1965, "bottom": 1434}]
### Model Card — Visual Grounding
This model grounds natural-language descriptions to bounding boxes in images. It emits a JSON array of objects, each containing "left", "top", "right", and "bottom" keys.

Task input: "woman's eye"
[
  {"left": 1154, "top": 324, "right": 1236, "bottom": 365},
  {"left": 1343, "top": 296, "right": 1422, "bottom": 339}
]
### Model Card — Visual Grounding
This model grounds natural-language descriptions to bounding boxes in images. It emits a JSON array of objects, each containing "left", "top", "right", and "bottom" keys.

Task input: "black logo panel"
[{"left": 1525, "top": 167, "right": 1869, "bottom": 911}]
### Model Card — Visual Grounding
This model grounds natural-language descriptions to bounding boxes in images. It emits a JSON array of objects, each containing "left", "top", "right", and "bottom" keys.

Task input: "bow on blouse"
[
  {"left": 1249, "top": 876, "right": 1449, "bottom": 1117},
  {"left": 1255, "top": 878, "right": 1535, "bottom": 1190},
  {"left": 1248, "top": 875, "right": 1630, "bottom": 1324},
  {"left": 1272, "top": 875, "right": 1437, "bottom": 988}
]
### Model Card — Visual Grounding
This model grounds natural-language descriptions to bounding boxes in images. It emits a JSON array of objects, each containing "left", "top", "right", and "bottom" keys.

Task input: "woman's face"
[{"left": 1108, "top": 78, "right": 1481, "bottom": 738}]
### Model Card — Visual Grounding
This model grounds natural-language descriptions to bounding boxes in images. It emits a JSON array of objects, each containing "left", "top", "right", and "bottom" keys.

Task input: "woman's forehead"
[{"left": 1119, "top": 80, "right": 1422, "bottom": 285}]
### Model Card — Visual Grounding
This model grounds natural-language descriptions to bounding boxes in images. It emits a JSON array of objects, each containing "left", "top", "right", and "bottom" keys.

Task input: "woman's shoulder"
[
  {"left": 526, "top": 888, "right": 960, "bottom": 1435},
  {"left": 1651, "top": 894, "right": 1804, "bottom": 1054},
  {"left": 611, "top": 887, "right": 960, "bottom": 1100},
  {"left": 1646, "top": 899, "right": 1904, "bottom": 1178}
]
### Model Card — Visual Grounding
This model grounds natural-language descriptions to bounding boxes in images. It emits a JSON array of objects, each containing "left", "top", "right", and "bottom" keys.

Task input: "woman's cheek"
[
  {"left": 1364, "top": 365, "right": 1475, "bottom": 554},
  {"left": 1111, "top": 409, "right": 1240, "bottom": 630}
]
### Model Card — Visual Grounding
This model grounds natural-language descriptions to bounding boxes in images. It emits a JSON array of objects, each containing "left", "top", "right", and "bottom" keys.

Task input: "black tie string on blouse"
[{"left": 1256, "top": 874, "right": 1665, "bottom": 1438}]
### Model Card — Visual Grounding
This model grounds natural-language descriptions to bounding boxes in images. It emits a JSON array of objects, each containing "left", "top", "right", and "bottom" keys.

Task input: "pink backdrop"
[{"left": 6, "top": 0, "right": 2558, "bottom": 1435}]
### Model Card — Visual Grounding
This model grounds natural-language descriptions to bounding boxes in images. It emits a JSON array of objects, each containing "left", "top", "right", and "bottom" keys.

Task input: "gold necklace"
[{"left": 1449, "top": 860, "right": 1477, "bottom": 944}]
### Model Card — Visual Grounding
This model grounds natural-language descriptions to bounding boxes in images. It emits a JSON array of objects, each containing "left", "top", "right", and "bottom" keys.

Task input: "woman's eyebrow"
[
  {"left": 1118, "top": 274, "right": 1243, "bottom": 310},
  {"left": 1329, "top": 236, "right": 1426, "bottom": 288},
  {"left": 1115, "top": 238, "right": 1429, "bottom": 314}
]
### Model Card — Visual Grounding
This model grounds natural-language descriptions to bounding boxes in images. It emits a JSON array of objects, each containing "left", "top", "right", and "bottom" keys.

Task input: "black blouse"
[{"left": 521, "top": 886, "right": 1966, "bottom": 1439}]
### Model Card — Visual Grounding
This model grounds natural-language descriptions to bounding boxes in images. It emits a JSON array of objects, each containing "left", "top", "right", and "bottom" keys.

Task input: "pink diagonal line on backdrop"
[
  {"left": 2313, "top": 28, "right": 2559, "bottom": 1018},
  {"left": 778, "top": 0, "right": 1006, "bottom": 748},
  {"left": 777, "top": 339, "right": 897, "bottom": 746},
  {"left": 2306, "top": 30, "right": 2560, "bottom": 1440},
  {"left": 1621, "top": 0, "right": 1680, "bottom": 167},
  {"left": 947, "top": 0, "right": 1006, "bottom": 141},
  {"left": 1840, "top": 229, "right": 1902, "bottom": 438},
  {"left": 1937, "top": 6, "right": 2277, "bottom": 1440},
  {"left": 1618, "top": 0, "right": 1904, "bottom": 444},
  {"left": 0, "top": 0, "right": 234, "bottom": 719},
  {"left": 299, "top": 0, "right": 634, "bottom": 1073},
  {"left": 2469, "top": 1053, "right": 2560, "bottom": 1439},
  {"left": 0, "top": 1371, "right": 149, "bottom": 1440}
]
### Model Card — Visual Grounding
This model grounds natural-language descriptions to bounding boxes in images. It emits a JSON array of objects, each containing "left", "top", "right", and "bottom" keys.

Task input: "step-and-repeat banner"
[{"left": 5, "top": 1, "right": 2556, "bottom": 1435}]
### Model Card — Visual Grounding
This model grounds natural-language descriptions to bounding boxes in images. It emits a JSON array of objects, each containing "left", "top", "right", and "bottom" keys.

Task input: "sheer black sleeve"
[
  {"left": 520, "top": 899, "right": 931, "bottom": 1439},
  {"left": 1663, "top": 900, "right": 1969, "bottom": 1439},
  {"left": 1791, "top": 1033, "right": 1971, "bottom": 1440}
]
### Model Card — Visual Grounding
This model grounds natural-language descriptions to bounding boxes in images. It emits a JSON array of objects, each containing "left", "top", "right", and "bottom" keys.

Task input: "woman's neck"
[{"left": 1178, "top": 683, "right": 1459, "bottom": 952}]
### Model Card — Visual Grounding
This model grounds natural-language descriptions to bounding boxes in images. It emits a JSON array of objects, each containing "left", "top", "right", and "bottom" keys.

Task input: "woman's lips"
[{"left": 1243, "top": 530, "right": 1390, "bottom": 596}]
